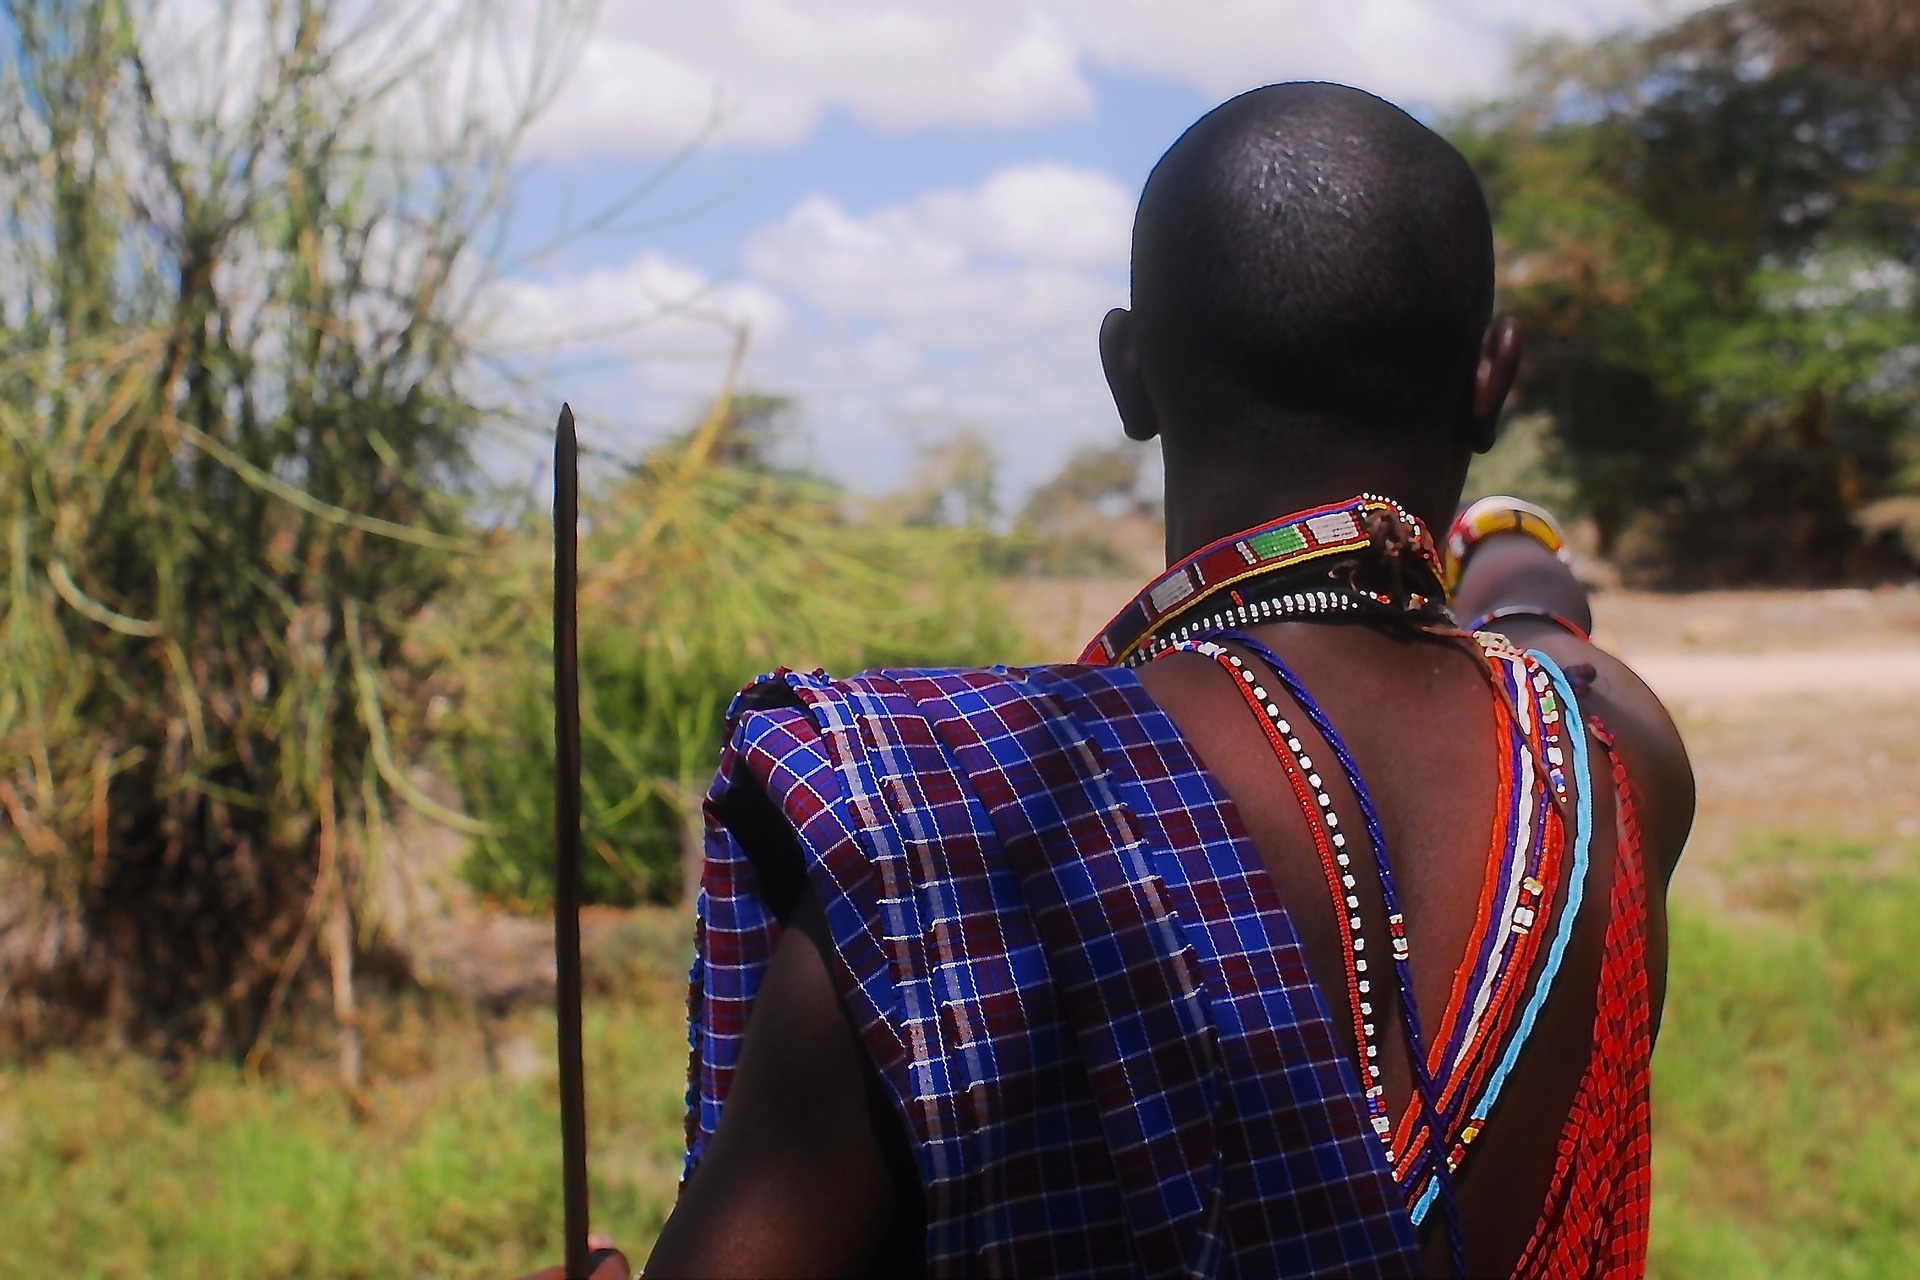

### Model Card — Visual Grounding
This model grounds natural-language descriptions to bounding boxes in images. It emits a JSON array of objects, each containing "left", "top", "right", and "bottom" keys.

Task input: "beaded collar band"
[{"left": 1078, "top": 494, "right": 1449, "bottom": 668}]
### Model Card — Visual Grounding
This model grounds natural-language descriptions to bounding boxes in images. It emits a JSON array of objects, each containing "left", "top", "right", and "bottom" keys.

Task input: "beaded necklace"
[
  {"left": 1185, "top": 634, "right": 1593, "bottom": 1263},
  {"left": 1106, "top": 498, "right": 1592, "bottom": 1272},
  {"left": 1409, "top": 652, "right": 1595, "bottom": 1228},
  {"left": 1392, "top": 642, "right": 1573, "bottom": 1203},
  {"left": 1426, "top": 672, "right": 1524, "bottom": 1075},
  {"left": 1425, "top": 647, "right": 1548, "bottom": 1067},
  {"left": 1211, "top": 629, "right": 1469, "bottom": 1279},
  {"left": 1167, "top": 639, "right": 1395, "bottom": 1143},
  {"left": 1390, "top": 668, "right": 1533, "bottom": 1182},
  {"left": 1078, "top": 494, "right": 1449, "bottom": 668}
]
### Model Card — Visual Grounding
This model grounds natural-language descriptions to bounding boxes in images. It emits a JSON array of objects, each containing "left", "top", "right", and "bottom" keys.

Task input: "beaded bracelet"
[{"left": 1443, "top": 495, "right": 1571, "bottom": 595}]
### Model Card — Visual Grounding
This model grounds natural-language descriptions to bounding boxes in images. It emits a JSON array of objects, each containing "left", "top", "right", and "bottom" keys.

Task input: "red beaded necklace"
[
  {"left": 1390, "top": 638, "right": 1572, "bottom": 1194},
  {"left": 1079, "top": 494, "right": 1448, "bottom": 668}
]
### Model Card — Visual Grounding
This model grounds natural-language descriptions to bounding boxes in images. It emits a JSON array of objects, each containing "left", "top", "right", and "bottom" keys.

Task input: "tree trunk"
[{"left": 325, "top": 879, "right": 361, "bottom": 1089}]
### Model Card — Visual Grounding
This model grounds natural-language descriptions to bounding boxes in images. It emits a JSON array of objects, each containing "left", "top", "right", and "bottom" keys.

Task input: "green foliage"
[
  {"left": 1453, "top": 0, "right": 1920, "bottom": 583},
  {"left": 900, "top": 428, "right": 1004, "bottom": 530},
  {"left": 440, "top": 400, "right": 1015, "bottom": 909},
  {"left": 0, "top": 0, "right": 580, "bottom": 1057},
  {"left": 1462, "top": 411, "right": 1582, "bottom": 515},
  {"left": 997, "top": 441, "right": 1161, "bottom": 577}
]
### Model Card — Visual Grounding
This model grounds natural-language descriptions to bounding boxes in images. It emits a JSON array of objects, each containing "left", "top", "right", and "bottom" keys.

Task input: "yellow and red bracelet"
[{"left": 1442, "top": 495, "right": 1571, "bottom": 597}]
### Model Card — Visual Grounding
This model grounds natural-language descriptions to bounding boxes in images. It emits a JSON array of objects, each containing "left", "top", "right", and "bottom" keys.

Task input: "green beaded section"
[{"left": 1248, "top": 525, "right": 1309, "bottom": 559}]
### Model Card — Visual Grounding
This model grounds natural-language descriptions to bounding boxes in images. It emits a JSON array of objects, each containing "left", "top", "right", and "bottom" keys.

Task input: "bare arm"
[
  {"left": 644, "top": 886, "right": 913, "bottom": 1279},
  {"left": 1449, "top": 531, "right": 1594, "bottom": 638}
]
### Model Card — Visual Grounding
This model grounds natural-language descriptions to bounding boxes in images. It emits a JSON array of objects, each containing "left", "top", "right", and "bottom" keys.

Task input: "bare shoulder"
[
  {"left": 1132, "top": 645, "right": 1228, "bottom": 705},
  {"left": 1499, "top": 619, "right": 1696, "bottom": 887}
]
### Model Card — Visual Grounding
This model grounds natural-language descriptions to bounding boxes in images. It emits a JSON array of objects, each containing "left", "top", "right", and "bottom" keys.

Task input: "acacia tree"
[
  {"left": 1455, "top": 0, "right": 1920, "bottom": 581},
  {"left": 0, "top": 0, "right": 586, "bottom": 1071}
]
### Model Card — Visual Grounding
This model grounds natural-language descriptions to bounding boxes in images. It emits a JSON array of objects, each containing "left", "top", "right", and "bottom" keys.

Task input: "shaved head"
[{"left": 1128, "top": 82, "right": 1496, "bottom": 453}]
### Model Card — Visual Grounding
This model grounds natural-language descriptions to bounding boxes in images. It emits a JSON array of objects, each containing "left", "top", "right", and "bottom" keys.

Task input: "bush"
[
  {"left": 440, "top": 403, "right": 1016, "bottom": 909},
  {"left": 0, "top": 0, "right": 578, "bottom": 1062}
]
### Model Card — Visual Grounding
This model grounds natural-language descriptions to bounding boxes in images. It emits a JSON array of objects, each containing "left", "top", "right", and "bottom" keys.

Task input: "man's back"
[
  {"left": 1138, "top": 566, "right": 1691, "bottom": 1276},
  {"left": 642, "top": 573, "right": 1690, "bottom": 1277}
]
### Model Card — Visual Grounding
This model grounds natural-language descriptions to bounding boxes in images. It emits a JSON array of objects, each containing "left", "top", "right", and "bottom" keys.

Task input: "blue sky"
[
  {"left": 487, "top": 1, "right": 1708, "bottom": 495},
  {"left": 508, "top": 68, "right": 1213, "bottom": 282}
]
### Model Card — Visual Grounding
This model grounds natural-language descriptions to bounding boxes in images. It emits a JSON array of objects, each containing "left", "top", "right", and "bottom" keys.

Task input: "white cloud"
[
  {"left": 523, "top": 1, "right": 1092, "bottom": 158},
  {"left": 501, "top": 164, "right": 1132, "bottom": 489},
  {"left": 741, "top": 164, "right": 1130, "bottom": 346},
  {"left": 526, "top": 0, "right": 1719, "bottom": 159},
  {"left": 481, "top": 250, "right": 790, "bottom": 465},
  {"left": 734, "top": 168, "right": 1127, "bottom": 484},
  {"left": 922, "top": 164, "right": 1135, "bottom": 268},
  {"left": 1058, "top": 0, "right": 1713, "bottom": 106},
  {"left": 490, "top": 251, "right": 786, "bottom": 355}
]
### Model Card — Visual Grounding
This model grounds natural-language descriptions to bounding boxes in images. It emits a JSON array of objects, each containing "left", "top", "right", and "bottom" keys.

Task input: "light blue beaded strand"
[{"left": 1408, "top": 650, "right": 1593, "bottom": 1228}]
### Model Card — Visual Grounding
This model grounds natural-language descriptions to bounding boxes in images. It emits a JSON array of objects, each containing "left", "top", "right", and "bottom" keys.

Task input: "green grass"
[
  {"left": 3, "top": 842, "right": 1916, "bottom": 1277},
  {"left": 1649, "top": 837, "right": 1920, "bottom": 1279},
  {"left": 0, "top": 920, "right": 697, "bottom": 1280}
]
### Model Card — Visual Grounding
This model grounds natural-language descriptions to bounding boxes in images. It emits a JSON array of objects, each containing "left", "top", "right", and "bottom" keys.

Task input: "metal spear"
[{"left": 553, "top": 404, "right": 590, "bottom": 1278}]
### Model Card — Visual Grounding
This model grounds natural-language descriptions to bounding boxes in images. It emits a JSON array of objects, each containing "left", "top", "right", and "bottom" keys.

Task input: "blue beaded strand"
[{"left": 1212, "top": 629, "right": 1468, "bottom": 1280}]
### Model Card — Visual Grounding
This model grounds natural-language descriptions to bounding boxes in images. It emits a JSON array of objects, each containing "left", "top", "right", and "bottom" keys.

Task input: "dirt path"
[
  {"left": 1592, "top": 590, "right": 1920, "bottom": 889},
  {"left": 1628, "top": 647, "right": 1920, "bottom": 709},
  {"left": 1626, "top": 642, "right": 1920, "bottom": 880}
]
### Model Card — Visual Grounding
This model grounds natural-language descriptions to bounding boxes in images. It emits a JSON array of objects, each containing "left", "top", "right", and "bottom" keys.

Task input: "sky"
[{"left": 487, "top": 0, "right": 1711, "bottom": 496}]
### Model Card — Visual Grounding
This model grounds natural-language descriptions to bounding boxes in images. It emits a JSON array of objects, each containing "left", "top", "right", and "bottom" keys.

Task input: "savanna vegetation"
[
  {"left": 0, "top": 0, "right": 1019, "bottom": 1079},
  {"left": 440, "top": 395, "right": 1012, "bottom": 910},
  {"left": 0, "top": 0, "right": 590, "bottom": 1071},
  {"left": 1, "top": 0, "right": 1917, "bottom": 1276}
]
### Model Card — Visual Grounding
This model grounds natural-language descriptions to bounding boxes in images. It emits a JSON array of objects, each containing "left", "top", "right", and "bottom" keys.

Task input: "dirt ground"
[
  {"left": 1011, "top": 579, "right": 1920, "bottom": 901},
  {"left": 1598, "top": 589, "right": 1920, "bottom": 897}
]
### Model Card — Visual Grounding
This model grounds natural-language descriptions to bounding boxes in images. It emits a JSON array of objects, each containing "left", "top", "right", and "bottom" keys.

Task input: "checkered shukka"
[{"left": 687, "top": 663, "right": 1418, "bottom": 1278}]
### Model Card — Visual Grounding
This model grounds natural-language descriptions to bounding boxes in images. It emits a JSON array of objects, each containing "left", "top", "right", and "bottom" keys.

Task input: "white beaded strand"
[
  {"left": 1189, "top": 639, "right": 1395, "bottom": 1149},
  {"left": 1127, "top": 588, "right": 1365, "bottom": 667}
]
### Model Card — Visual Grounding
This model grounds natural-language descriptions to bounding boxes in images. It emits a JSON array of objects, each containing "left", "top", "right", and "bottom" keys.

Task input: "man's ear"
[
  {"left": 1468, "top": 316, "right": 1521, "bottom": 454},
  {"left": 1100, "top": 308, "right": 1159, "bottom": 442}
]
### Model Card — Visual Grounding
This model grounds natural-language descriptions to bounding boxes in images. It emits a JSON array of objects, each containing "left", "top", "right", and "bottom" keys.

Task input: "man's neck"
[{"left": 1160, "top": 458, "right": 1463, "bottom": 566}]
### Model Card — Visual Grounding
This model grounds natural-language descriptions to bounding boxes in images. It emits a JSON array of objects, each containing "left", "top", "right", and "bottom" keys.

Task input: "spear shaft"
[{"left": 554, "top": 404, "right": 590, "bottom": 1278}]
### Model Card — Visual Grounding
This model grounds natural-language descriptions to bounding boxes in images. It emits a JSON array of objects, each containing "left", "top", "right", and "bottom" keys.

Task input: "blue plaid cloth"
[{"left": 688, "top": 664, "right": 1418, "bottom": 1278}]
